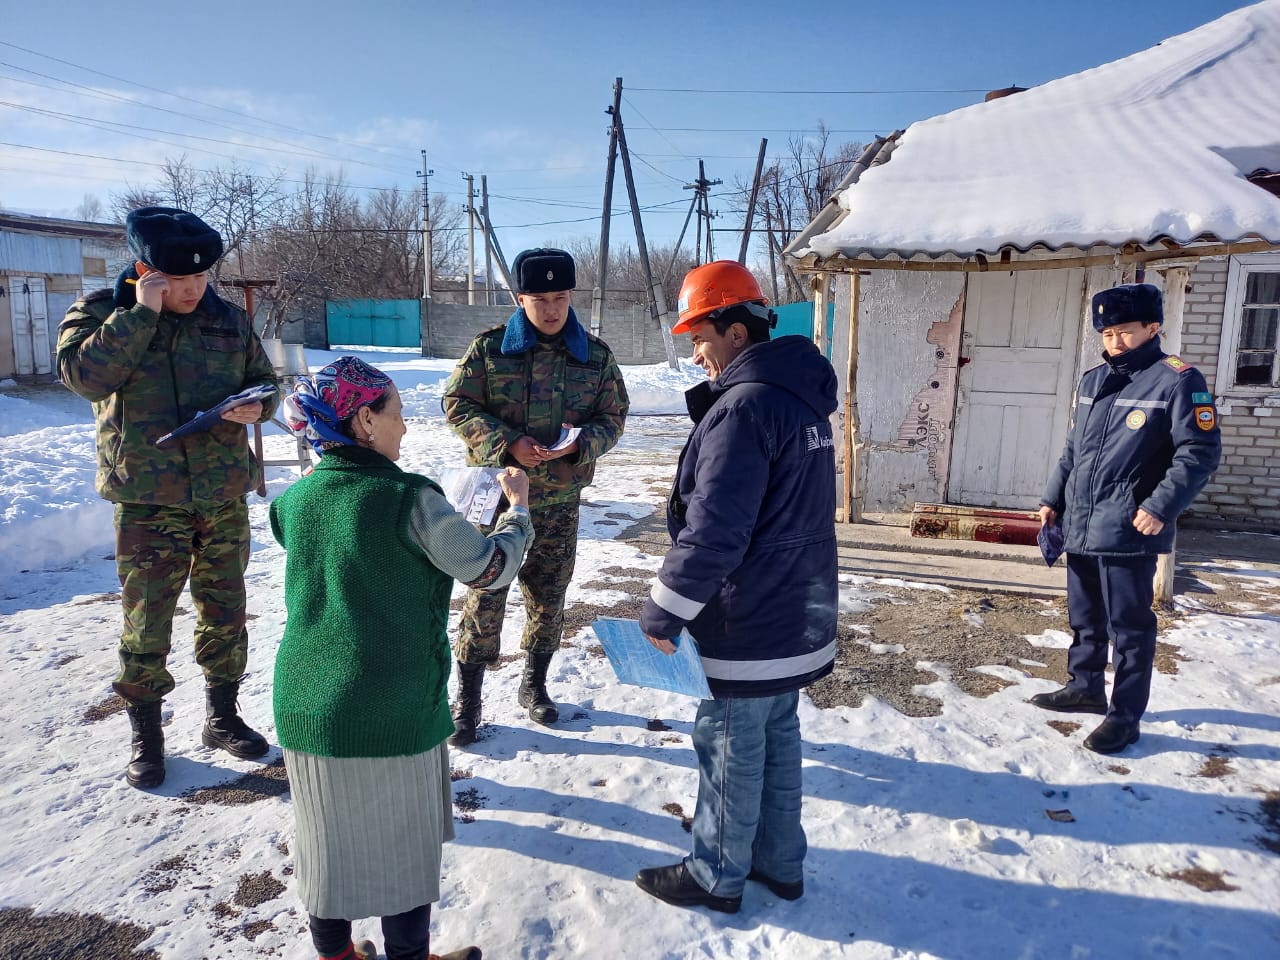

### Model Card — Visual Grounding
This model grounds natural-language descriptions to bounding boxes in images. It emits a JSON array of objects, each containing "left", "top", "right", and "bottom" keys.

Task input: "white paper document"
[
  {"left": 547, "top": 425, "right": 582, "bottom": 452},
  {"left": 592, "top": 617, "right": 712, "bottom": 699},
  {"left": 437, "top": 467, "right": 504, "bottom": 525}
]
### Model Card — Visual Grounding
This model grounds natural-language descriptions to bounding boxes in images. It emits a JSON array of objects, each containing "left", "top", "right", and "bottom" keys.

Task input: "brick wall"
[{"left": 1179, "top": 256, "right": 1280, "bottom": 529}]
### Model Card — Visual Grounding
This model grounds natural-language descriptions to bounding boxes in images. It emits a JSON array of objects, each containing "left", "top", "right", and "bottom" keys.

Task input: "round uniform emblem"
[
  {"left": 546, "top": 269, "right": 554, "bottom": 280},
  {"left": 1125, "top": 410, "right": 1146, "bottom": 430},
  {"left": 194, "top": 252, "right": 201, "bottom": 264}
]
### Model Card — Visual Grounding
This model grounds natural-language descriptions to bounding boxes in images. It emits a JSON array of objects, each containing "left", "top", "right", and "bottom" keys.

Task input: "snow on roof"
[{"left": 798, "top": 1, "right": 1280, "bottom": 261}]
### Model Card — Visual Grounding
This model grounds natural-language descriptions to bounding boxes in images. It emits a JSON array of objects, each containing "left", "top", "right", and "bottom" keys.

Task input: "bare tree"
[
  {"left": 101, "top": 155, "right": 469, "bottom": 332},
  {"left": 563, "top": 236, "right": 689, "bottom": 315},
  {"left": 255, "top": 170, "right": 361, "bottom": 337},
  {"left": 733, "top": 124, "right": 862, "bottom": 303},
  {"left": 73, "top": 194, "right": 105, "bottom": 222},
  {"left": 203, "top": 163, "right": 287, "bottom": 277}
]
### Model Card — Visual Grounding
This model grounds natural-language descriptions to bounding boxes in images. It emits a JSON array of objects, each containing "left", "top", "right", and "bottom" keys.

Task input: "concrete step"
[{"left": 837, "top": 544, "right": 1066, "bottom": 598}]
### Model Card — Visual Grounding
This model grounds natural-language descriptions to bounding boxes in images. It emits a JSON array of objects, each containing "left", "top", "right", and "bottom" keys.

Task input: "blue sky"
[{"left": 0, "top": 0, "right": 1259, "bottom": 263}]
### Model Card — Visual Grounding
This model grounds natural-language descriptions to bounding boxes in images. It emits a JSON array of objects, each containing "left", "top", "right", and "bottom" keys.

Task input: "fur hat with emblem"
[
  {"left": 126, "top": 206, "right": 223, "bottom": 276},
  {"left": 513, "top": 248, "right": 575, "bottom": 294},
  {"left": 1092, "top": 283, "right": 1163, "bottom": 331}
]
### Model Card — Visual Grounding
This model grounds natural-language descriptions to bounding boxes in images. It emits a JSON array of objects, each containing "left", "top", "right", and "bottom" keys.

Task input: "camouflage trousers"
[
  {"left": 112, "top": 497, "right": 251, "bottom": 704},
  {"left": 455, "top": 499, "right": 580, "bottom": 665}
]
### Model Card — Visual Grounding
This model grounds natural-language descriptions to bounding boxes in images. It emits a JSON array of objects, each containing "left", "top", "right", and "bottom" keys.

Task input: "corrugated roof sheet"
[{"left": 796, "top": 1, "right": 1280, "bottom": 261}]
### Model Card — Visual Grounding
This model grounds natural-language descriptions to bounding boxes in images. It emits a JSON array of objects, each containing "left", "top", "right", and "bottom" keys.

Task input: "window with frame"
[{"left": 1219, "top": 254, "right": 1280, "bottom": 392}]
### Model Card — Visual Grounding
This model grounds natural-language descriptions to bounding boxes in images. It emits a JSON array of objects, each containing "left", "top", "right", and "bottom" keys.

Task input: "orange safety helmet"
[{"left": 673, "top": 260, "right": 771, "bottom": 334}]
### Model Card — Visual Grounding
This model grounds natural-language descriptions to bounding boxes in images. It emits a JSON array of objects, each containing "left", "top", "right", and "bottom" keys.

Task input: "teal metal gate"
[
  {"left": 773, "top": 301, "right": 836, "bottom": 356},
  {"left": 325, "top": 299, "right": 420, "bottom": 347}
]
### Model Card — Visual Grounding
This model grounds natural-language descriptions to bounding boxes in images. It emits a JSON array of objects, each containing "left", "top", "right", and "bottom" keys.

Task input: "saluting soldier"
[
  {"left": 442, "top": 248, "right": 629, "bottom": 745},
  {"left": 1035, "top": 282, "right": 1222, "bottom": 754},
  {"left": 58, "top": 206, "right": 280, "bottom": 789}
]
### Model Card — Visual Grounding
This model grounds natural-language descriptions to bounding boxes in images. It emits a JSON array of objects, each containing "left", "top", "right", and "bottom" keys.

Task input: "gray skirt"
[{"left": 284, "top": 743, "right": 455, "bottom": 919}]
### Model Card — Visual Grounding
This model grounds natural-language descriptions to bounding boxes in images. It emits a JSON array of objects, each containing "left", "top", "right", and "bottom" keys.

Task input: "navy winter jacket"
[
  {"left": 640, "top": 335, "right": 839, "bottom": 698},
  {"left": 1041, "top": 336, "right": 1221, "bottom": 556}
]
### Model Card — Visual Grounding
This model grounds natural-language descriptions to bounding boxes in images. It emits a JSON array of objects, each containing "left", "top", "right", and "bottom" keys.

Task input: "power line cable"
[
  {"left": 620, "top": 95, "right": 691, "bottom": 169},
  {"left": 0, "top": 40, "right": 414, "bottom": 164},
  {"left": 0, "top": 100, "right": 364, "bottom": 167},
  {"left": 0, "top": 57, "right": 406, "bottom": 174},
  {"left": 628, "top": 85, "right": 990, "bottom": 94}
]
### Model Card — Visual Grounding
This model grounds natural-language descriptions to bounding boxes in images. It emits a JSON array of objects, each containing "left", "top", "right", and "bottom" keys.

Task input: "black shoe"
[
  {"left": 448, "top": 662, "right": 485, "bottom": 748},
  {"left": 1028, "top": 686, "right": 1107, "bottom": 715},
  {"left": 1084, "top": 718, "right": 1140, "bottom": 754},
  {"left": 202, "top": 680, "right": 270, "bottom": 759},
  {"left": 635, "top": 863, "right": 741, "bottom": 914},
  {"left": 747, "top": 868, "right": 803, "bottom": 901},
  {"left": 125, "top": 700, "right": 165, "bottom": 789},
  {"left": 517, "top": 651, "right": 559, "bottom": 725}
]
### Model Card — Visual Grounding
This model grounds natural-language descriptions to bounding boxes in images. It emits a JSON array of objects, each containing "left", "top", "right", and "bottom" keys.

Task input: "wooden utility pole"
[
  {"left": 591, "top": 78, "right": 624, "bottom": 335},
  {"left": 662, "top": 191, "right": 699, "bottom": 286},
  {"left": 417, "top": 150, "right": 434, "bottom": 299},
  {"left": 738, "top": 138, "right": 768, "bottom": 264},
  {"left": 614, "top": 87, "right": 679, "bottom": 369},
  {"left": 463, "top": 173, "right": 476, "bottom": 305},
  {"left": 480, "top": 202, "right": 517, "bottom": 304},
  {"left": 763, "top": 204, "right": 781, "bottom": 305},
  {"left": 481, "top": 176, "right": 494, "bottom": 305},
  {"left": 684, "top": 161, "right": 721, "bottom": 265}
]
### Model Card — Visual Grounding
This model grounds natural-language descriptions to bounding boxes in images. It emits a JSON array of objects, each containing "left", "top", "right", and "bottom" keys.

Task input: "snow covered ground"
[{"left": 1, "top": 348, "right": 1278, "bottom": 959}]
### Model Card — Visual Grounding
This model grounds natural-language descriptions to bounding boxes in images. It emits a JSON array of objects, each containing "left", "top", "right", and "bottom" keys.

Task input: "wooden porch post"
[
  {"left": 810, "top": 274, "right": 828, "bottom": 356},
  {"left": 844, "top": 270, "right": 863, "bottom": 523},
  {"left": 1153, "top": 265, "right": 1191, "bottom": 606}
]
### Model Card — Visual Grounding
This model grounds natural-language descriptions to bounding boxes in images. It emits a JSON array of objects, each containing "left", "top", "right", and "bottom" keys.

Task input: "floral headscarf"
[{"left": 284, "top": 356, "right": 392, "bottom": 455}]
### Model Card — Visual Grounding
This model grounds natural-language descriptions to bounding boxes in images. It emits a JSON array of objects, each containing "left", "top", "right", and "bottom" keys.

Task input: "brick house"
[{"left": 785, "top": 3, "right": 1280, "bottom": 529}]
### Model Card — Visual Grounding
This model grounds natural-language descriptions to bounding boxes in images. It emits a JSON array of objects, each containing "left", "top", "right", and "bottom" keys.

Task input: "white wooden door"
[
  {"left": 946, "top": 269, "right": 1085, "bottom": 508},
  {"left": 10, "top": 277, "right": 51, "bottom": 376}
]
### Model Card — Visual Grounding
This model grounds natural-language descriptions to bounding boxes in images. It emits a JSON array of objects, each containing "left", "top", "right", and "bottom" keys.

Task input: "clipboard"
[{"left": 156, "top": 382, "right": 278, "bottom": 446}]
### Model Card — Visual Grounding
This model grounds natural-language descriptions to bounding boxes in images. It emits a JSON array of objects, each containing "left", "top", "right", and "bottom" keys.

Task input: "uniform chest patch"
[
  {"left": 1194, "top": 405, "right": 1217, "bottom": 431},
  {"left": 1125, "top": 410, "right": 1146, "bottom": 430}
]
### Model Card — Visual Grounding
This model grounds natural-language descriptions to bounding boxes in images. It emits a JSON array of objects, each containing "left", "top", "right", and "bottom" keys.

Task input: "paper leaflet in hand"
[
  {"left": 1038, "top": 521, "right": 1065, "bottom": 567},
  {"left": 438, "top": 467, "right": 505, "bottom": 525},
  {"left": 591, "top": 617, "right": 712, "bottom": 699},
  {"left": 547, "top": 425, "right": 581, "bottom": 452},
  {"left": 155, "top": 382, "right": 278, "bottom": 446}
]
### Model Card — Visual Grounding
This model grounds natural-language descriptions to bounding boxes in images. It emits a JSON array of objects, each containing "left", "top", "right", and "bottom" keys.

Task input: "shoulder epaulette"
[{"left": 1162, "top": 355, "right": 1195, "bottom": 373}]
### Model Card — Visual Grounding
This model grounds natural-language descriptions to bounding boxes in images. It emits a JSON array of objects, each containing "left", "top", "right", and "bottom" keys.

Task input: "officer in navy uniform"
[{"left": 1034, "top": 282, "right": 1221, "bottom": 754}]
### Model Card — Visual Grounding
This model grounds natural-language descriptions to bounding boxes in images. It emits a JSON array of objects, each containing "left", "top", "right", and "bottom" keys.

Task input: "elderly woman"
[{"left": 271, "top": 356, "right": 531, "bottom": 960}]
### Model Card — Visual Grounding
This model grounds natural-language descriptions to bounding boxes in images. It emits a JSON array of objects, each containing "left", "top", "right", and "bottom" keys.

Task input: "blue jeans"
[{"left": 685, "top": 691, "right": 806, "bottom": 898}]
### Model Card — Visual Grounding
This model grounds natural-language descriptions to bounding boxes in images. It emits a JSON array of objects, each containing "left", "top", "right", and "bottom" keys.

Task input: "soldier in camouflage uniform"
[
  {"left": 57, "top": 207, "right": 280, "bottom": 789},
  {"left": 442, "top": 248, "right": 629, "bottom": 744}
]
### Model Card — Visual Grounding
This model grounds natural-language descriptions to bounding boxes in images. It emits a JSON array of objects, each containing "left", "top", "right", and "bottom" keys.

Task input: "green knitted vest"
[{"left": 269, "top": 446, "right": 455, "bottom": 757}]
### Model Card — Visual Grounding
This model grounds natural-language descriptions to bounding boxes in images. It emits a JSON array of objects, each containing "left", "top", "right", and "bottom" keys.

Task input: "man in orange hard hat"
[{"left": 636, "top": 260, "right": 839, "bottom": 913}]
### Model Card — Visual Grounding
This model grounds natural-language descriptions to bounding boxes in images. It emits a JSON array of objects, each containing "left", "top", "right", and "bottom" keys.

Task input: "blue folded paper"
[
  {"left": 591, "top": 618, "right": 712, "bottom": 699},
  {"left": 1038, "top": 521, "right": 1065, "bottom": 567},
  {"left": 156, "top": 382, "right": 278, "bottom": 446}
]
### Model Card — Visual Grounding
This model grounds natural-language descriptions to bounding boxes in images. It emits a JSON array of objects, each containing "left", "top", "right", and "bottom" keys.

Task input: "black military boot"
[
  {"left": 448, "top": 662, "right": 485, "bottom": 747},
  {"left": 201, "top": 680, "right": 270, "bottom": 759},
  {"left": 125, "top": 700, "right": 166, "bottom": 789},
  {"left": 517, "top": 651, "right": 559, "bottom": 725}
]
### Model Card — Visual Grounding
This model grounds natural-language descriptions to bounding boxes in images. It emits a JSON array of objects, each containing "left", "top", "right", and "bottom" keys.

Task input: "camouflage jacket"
[
  {"left": 58, "top": 287, "right": 280, "bottom": 505},
  {"left": 442, "top": 317, "right": 629, "bottom": 504}
]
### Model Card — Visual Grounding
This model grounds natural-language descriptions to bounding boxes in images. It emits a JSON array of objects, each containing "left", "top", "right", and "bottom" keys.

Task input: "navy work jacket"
[
  {"left": 1042, "top": 336, "right": 1221, "bottom": 556},
  {"left": 640, "top": 336, "right": 839, "bottom": 698}
]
